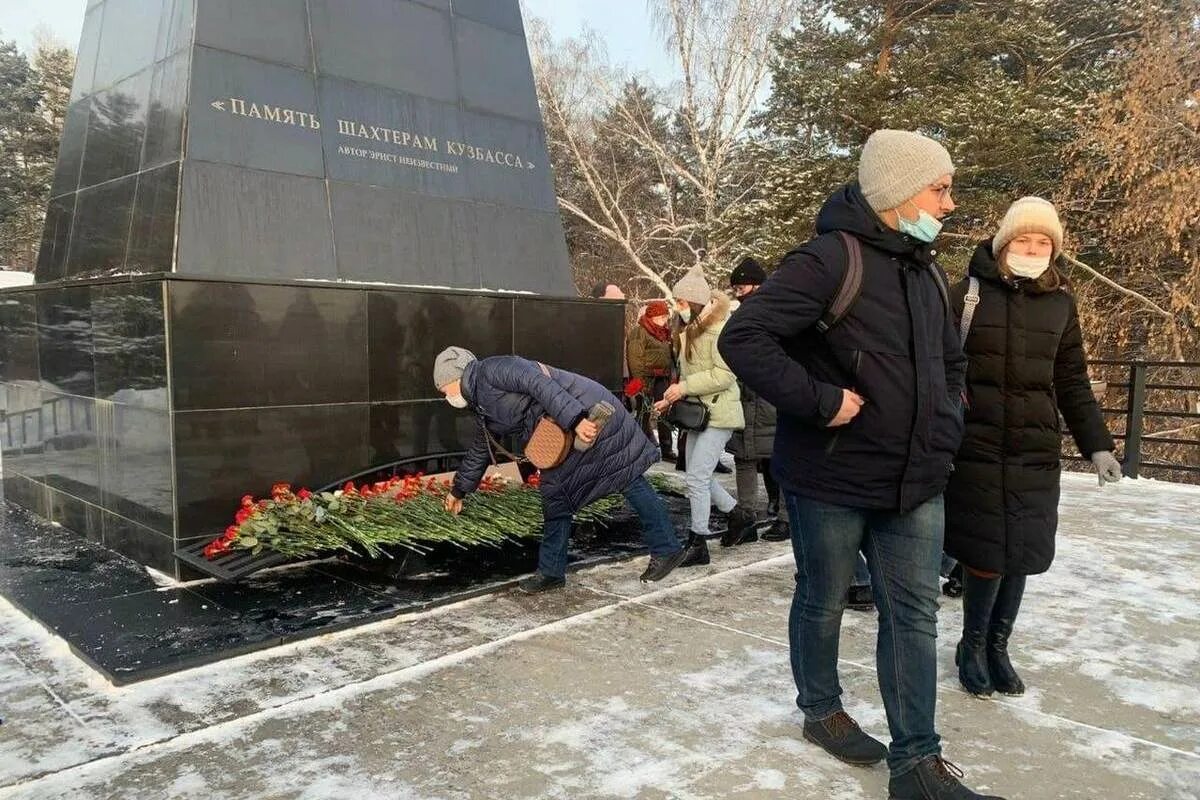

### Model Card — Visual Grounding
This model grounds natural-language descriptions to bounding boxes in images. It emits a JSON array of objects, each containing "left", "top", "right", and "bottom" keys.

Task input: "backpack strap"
[
  {"left": 816, "top": 232, "right": 864, "bottom": 334},
  {"left": 959, "top": 276, "right": 981, "bottom": 346},
  {"left": 926, "top": 262, "right": 952, "bottom": 318}
]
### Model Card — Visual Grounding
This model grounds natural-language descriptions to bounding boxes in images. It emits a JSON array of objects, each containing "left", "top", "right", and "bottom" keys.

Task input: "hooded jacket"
[{"left": 719, "top": 183, "right": 967, "bottom": 511}]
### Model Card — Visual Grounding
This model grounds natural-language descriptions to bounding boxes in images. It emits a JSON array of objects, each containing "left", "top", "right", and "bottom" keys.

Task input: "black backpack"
[{"left": 815, "top": 231, "right": 951, "bottom": 334}]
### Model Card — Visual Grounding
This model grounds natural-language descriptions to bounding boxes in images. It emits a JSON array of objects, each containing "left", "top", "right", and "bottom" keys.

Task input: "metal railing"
[{"left": 1070, "top": 360, "right": 1200, "bottom": 478}]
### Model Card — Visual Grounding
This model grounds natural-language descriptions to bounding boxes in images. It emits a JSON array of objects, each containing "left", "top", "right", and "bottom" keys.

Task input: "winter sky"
[{"left": 0, "top": 0, "right": 680, "bottom": 84}]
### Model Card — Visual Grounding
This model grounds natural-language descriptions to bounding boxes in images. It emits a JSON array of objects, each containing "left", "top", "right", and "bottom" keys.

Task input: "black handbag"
[{"left": 666, "top": 398, "right": 710, "bottom": 432}]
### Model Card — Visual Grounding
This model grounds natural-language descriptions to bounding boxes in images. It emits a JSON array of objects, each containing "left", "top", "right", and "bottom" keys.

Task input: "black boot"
[
  {"left": 802, "top": 711, "right": 887, "bottom": 766},
  {"left": 679, "top": 532, "right": 709, "bottom": 567},
  {"left": 887, "top": 756, "right": 1006, "bottom": 799},
  {"left": 640, "top": 549, "right": 686, "bottom": 582},
  {"left": 942, "top": 564, "right": 964, "bottom": 598},
  {"left": 518, "top": 573, "right": 566, "bottom": 594},
  {"left": 956, "top": 571, "right": 999, "bottom": 697},
  {"left": 761, "top": 519, "right": 790, "bottom": 542},
  {"left": 988, "top": 575, "right": 1027, "bottom": 696},
  {"left": 720, "top": 505, "right": 758, "bottom": 547}
]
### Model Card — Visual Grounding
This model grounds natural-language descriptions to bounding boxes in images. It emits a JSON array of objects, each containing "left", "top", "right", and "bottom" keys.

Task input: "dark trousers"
[{"left": 538, "top": 476, "right": 682, "bottom": 578}]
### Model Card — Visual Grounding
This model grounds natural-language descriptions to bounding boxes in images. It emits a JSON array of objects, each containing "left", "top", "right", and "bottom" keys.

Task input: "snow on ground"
[{"left": 0, "top": 473, "right": 1197, "bottom": 799}]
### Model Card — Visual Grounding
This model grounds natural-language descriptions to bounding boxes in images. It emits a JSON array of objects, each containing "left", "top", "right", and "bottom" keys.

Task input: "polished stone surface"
[
  {"left": 79, "top": 68, "right": 152, "bottom": 190},
  {"left": 186, "top": 46, "right": 324, "bottom": 177},
  {"left": 125, "top": 162, "right": 181, "bottom": 272},
  {"left": 37, "top": 0, "right": 572, "bottom": 290},
  {"left": 90, "top": 0, "right": 164, "bottom": 93},
  {"left": 194, "top": 0, "right": 313, "bottom": 70},
  {"left": 514, "top": 298, "right": 626, "bottom": 388},
  {"left": 176, "top": 161, "right": 337, "bottom": 279},
  {"left": 366, "top": 291, "right": 514, "bottom": 401},
  {"left": 169, "top": 281, "right": 368, "bottom": 410},
  {"left": 36, "top": 285, "right": 95, "bottom": 397},
  {"left": 141, "top": 53, "right": 189, "bottom": 170},
  {"left": 309, "top": 0, "right": 457, "bottom": 102},
  {"left": 0, "top": 480, "right": 687, "bottom": 684},
  {"left": 173, "top": 403, "right": 371, "bottom": 538},
  {"left": 34, "top": 195, "right": 75, "bottom": 282},
  {"left": 65, "top": 174, "right": 137, "bottom": 277}
]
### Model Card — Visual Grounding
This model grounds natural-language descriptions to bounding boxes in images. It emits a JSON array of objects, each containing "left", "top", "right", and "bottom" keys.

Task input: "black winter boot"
[
  {"left": 987, "top": 575, "right": 1027, "bottom": 696},
  {"left": 956, "top": 571, "right": 1000, "bottom": 697},
  {"left": 761, "top": 519, "right": 790, "bottom": 542},
  {"left": 720, "top": 505, "right": 758, "bottom": 547},
  {"left": 802, "top": 711, "right": 887, "bottom": 766},
  {"left": 640, "top": 549, "right": 687, "bottom": 582},
  {"left": 518, "top": 573, "right": 566, "bottom": 594},
  {"left": 942, "top": 564, "right": 964, "bottom": 598},
  {"left": 888, "top": 756, "right": 1006, "bottom": 799},
  {"left": 679, "top": 532, "right": 710, "bottom": 567}
]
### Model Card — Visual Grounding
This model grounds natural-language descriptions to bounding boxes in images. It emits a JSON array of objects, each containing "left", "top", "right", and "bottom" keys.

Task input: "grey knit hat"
[
  {"left": 672, "top": 264, "right": 712, "bottom": 306},
  {"left": 433, "top": 346, "right": 476, "bottom": 389},
  {"left": 858, "top": 130, "right": 955, "bottom": 213}
]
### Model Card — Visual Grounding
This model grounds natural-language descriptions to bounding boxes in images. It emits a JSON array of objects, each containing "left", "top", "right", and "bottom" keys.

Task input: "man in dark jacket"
[
  {"left": 727, "top": 257, "right": 789, "bottom": 543},
  {"left": 721, "top": 131, "right": 1002, "bottom": 800},
  {"left": 434, "top": 347, "right": 686, "bottom": 594}
]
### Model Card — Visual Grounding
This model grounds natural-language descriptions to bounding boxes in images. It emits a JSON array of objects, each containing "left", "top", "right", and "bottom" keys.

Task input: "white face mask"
[
  {"left": 676, "top": 307, "right": 692, "bottom": 324},
  {"left": 446, "top": 393, "right": 468, "bottom": 409},
  {"left": 1007, "top": 252, "right": 1051, "bottom": 279}
]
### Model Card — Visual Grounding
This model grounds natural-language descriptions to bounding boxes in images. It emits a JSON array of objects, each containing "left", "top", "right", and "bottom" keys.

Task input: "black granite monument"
[{"left": 0, "top": 0, "right": 624, "bottom": 579}]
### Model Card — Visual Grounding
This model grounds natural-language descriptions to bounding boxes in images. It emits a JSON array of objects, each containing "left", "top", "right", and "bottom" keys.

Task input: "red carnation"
[
  {"left": 297, "top": 488, "right": 312, "bottom": 501},
  {"left": 623, "top": 377, "right": 645, "bottom": 398},
  {"left": 235, "top": 508, "right": 251, "bottom": 525},
  {"left": 241, "top": 494, "right": 255, "bottom": 508}
]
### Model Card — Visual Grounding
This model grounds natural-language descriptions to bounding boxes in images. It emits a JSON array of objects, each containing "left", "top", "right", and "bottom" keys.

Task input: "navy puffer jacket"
[{"left": 452, "top": 356, "right": 658, "bottom": 519}]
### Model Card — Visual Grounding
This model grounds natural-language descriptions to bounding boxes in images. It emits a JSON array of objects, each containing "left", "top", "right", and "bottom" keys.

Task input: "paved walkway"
[{"left": 1, "top": 473, "right": 1198, "bottom": 799}]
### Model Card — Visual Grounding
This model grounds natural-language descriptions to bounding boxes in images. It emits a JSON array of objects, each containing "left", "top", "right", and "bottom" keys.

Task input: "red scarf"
[{"left": 639, "top": 314, "right": 671, "bottom": 343}]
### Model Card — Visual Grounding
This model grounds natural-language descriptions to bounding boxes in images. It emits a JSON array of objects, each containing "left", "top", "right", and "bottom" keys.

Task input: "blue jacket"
[
  {"left": 719, "top": 183, "right": 967, "bottom": 512},
  {"left": 453, "top": 356, "right": 658, "bottom": 519}
]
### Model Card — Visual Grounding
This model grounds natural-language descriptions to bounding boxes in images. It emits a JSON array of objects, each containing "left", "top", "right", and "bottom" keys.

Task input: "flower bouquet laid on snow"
[{"left": 202, "top": 472, "right": 671, "bottom": 562}]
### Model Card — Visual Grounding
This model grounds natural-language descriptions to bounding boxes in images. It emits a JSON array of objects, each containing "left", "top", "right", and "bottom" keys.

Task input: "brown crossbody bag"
[{"left": 483, "top": 363, "right": 573, "bottom": 471}]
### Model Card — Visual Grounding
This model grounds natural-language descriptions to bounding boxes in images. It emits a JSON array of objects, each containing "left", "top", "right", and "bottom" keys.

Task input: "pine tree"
[
  {"left": 719, "top": 0, "right": 1160, "bottom": 275},
  {"left": 0, "top": 37, "right": 73, "bottom": 271}
]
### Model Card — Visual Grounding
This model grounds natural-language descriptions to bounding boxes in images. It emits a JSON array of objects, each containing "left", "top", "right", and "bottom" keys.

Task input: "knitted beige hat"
[
  {"left": 672, "top": 264, "right": 712, "bottom": 306},
  {"left": 858, "top": 130, "right": 956, "bottom": 213},
  {"left": 992, "top": 197, "right": 1064, "bottom": 257}
]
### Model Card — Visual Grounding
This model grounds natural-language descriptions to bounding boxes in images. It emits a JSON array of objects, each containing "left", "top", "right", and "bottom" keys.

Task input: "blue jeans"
[
  {"left": 786, "top": 491, "right": 944, "bottom": 776},
  {"left": 538, "top": 475, "right": 682, "bottom": 578},
  {"left": 684, "top": 426, "right": 737, "bottom": 535},
  {"left": 853, "top": 553, "right": 957, "bottom": 588}
]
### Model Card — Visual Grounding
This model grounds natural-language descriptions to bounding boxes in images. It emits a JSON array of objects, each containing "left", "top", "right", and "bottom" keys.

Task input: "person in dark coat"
[
  {"left": 626, "top": 299, "right": 676, "bottom": 460},
  {"left": 433, "top": 347, "right": 686, "bottom": 593},
  {"left": 727, "top": 257, "right": 789, "bottom": 543},
  {"left": 721, "top": 130, "right": 1002, "bottom": 800},
  {"left": 946, "top": 198, "right": 1121, "bottom": 698}
]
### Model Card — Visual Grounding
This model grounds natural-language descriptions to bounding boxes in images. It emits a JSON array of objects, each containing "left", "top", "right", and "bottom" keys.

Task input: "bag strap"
[
  {"left": 816, "top": 232, "right": 864, "bottom": 334},
  {"left": 481, "top": 361, "right": 557, "bottom": 465},
  {"left": 959, "top": 276, "right": 981, "bottom": 346}
]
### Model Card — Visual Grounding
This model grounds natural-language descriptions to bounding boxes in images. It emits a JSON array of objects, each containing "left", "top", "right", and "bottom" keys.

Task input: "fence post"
[{"left": 1123, "top": 360, "right": 1147, "bottom": 478}]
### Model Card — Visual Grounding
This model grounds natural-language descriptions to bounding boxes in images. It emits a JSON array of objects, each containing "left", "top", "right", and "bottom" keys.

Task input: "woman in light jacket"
[{"left": 657, "top": 265, "right": 755, "bottom": 567}]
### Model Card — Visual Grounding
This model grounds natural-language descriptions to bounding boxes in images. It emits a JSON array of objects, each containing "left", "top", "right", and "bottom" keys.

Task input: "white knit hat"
[
  {"left": 992, "top": 197, "right": 1064, "bottom": 257},
  {"left": 672, "top": 264, "right": 712, "bottom": 306},
  {"left": 858, "top": 130, "right": 956, "bottom": 213}
]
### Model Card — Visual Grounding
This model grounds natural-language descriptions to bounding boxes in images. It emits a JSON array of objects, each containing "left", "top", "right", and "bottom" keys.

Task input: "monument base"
[{"left": 0, "top": 274, "right": 625, "bottom": 578}]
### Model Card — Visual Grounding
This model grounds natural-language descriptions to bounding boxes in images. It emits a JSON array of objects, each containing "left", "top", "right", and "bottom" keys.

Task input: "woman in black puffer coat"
[{"left": 945, "top": 198, "right": 1121, "bottom": 699}]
